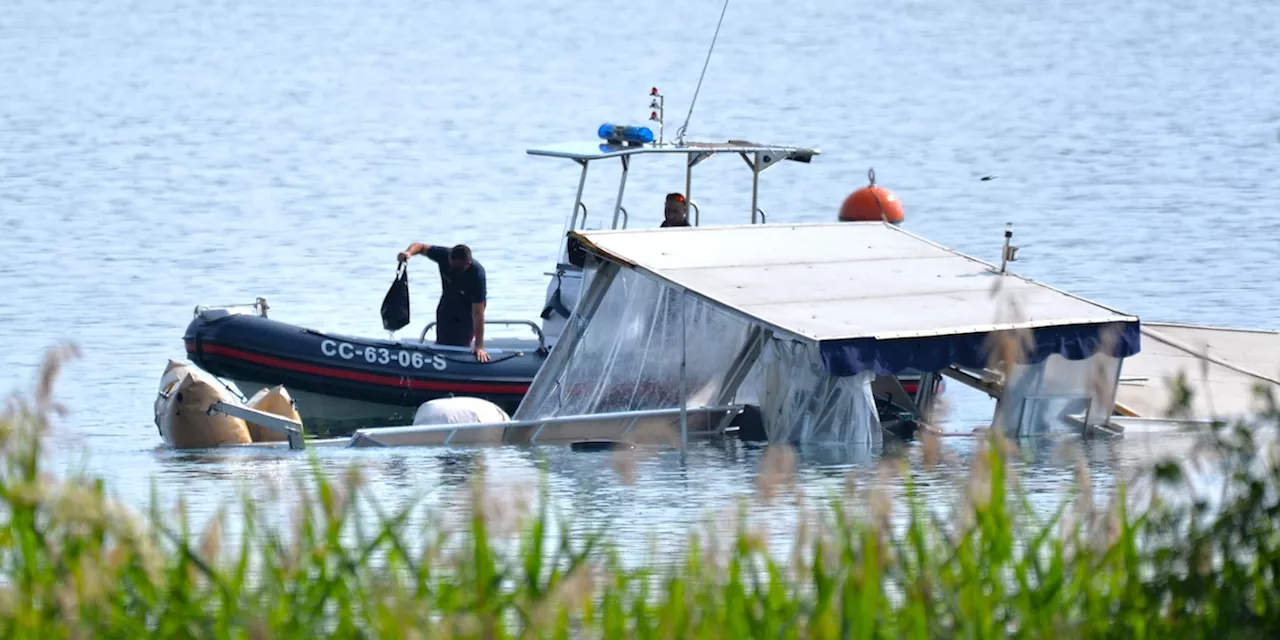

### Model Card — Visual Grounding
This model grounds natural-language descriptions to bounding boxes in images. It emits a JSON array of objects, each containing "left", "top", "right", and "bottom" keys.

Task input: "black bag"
[{"left": 380, "top": 263, "right": 411, "bottom": 332}]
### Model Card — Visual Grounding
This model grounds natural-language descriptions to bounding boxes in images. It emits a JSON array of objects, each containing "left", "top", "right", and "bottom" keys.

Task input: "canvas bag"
[{"left": 381, "top": 262, "right": 411, "bottom": 332}]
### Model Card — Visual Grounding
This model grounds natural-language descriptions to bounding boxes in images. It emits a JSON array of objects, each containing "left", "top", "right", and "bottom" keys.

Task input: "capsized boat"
[
  {"left": 345, "top": 221, "right": 1144, "bottom": 449},
  {"left": 179, "top": 88, "right": 940, "bottom": 437}
]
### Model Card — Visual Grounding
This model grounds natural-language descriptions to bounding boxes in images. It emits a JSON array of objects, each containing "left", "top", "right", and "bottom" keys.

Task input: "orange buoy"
[{"left": 838, "top": 168, "right": 904, "bottom": 224}]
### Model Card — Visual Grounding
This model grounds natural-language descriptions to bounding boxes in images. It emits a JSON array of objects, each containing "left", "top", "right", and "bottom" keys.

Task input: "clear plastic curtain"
[
  {"left": 518, "top": 266, "right": 754, "bottom": 420},
  {"left": 998, "top": 352, "right": 1121, "bottom": 437},
  {"left": 739, "top": 339, "right": 883, "bottom": 446}
]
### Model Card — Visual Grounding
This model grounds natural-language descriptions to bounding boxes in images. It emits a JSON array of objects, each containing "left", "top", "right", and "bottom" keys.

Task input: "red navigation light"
[{"left": 650, "top": 87, "right": 659, "bottom": 95}]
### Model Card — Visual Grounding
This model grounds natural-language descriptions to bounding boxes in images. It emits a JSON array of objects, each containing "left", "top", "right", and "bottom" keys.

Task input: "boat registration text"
[{"left": 320, "top": 340, "right": 447, "bottom": 371}]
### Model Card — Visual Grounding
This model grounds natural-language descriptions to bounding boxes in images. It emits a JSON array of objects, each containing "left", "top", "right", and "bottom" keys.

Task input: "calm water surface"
[{"left": 2, "top": 0, "right": 1277, "bottom": 556}]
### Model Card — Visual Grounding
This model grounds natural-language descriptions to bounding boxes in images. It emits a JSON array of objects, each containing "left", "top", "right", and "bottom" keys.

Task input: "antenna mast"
[{"left": 675, "top": 0, "right": 731, "bottom": 146}]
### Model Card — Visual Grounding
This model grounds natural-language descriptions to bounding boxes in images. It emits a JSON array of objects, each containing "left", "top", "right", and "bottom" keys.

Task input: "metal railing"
[
  {"left": 207, "top": 401, "right": 306, "bottom": 450},
  {"left": 419, "top": 319, "right": 547, "bottom": 352},
  {"left": 349, "top": 404, "right": 744, "bottom": 447}
]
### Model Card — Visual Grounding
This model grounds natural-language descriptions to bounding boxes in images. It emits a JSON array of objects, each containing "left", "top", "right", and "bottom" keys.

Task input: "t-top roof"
[
  {"left": 526, "top": 139, "right": 821, "bottom": 162},
  {"left": 569, "top": 222, "right": 1142, "bottom": 376}
]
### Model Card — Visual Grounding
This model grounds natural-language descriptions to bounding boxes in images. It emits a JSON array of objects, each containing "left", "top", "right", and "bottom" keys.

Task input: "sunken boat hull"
[{"left": 183, "top": 310, "right": 546, "bottom": 437}]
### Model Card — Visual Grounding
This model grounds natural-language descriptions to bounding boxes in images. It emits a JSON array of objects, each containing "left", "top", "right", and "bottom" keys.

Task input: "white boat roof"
[
  {"left": 570, "top": 222, "right": 1140, "bottom": 373},
  {"left": 526, "top": 139, "right": 820, "bottom": 162}
]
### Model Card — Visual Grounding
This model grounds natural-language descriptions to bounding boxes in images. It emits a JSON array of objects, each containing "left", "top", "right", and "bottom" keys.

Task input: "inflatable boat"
[{"left": 183, "top": 302, "right": 548, "bottom": 437}]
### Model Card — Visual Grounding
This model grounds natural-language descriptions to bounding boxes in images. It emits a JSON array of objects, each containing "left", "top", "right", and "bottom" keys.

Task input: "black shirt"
[
  {"left": 425, "top": 246, "right": 487, "bottom": 340},
  {"left": 660, "top": 218, "right": 691, "bottom": 227}
]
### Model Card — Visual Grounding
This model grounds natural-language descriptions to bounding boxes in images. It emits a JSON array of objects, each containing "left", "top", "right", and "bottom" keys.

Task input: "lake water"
[{"left": 1, "top": 0, "right": 1277, "bottom": 556}]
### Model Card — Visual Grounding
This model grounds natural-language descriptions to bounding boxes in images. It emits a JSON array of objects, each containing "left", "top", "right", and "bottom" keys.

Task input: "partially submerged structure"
[
  {"left": 346, "top": 221, "right": 1143, "bottom": 448},
  {"left": 1113, "top": 322, "right": 1280, "bottom": 425}
]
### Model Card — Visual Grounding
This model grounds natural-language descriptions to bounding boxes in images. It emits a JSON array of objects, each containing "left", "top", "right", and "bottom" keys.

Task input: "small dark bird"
[{"left": 980, "top": 175, "right": 997, "bottom": 181}]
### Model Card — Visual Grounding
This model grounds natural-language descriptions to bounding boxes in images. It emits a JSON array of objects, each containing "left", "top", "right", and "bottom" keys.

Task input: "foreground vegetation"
[{"left": 2, "top": 344, "right": 1279, "bottom": 638}]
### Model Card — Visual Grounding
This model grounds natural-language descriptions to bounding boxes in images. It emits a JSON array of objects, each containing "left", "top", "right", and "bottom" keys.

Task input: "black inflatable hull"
[{"left": 184, "top": 313, "right": 547, "bottom": 437}]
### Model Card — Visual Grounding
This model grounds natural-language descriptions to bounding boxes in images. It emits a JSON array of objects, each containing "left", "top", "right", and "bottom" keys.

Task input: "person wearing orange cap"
[{"left": 661, "top": 192, "right": 691, "bottom": 227}]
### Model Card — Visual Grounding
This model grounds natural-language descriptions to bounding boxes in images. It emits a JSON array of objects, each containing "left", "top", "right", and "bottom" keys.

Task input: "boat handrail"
[
  {"left": 689, "top": 200, "right": 701, "bottom": 225},
  {"left": 755, "top": 207, "right": 767, "bottom": 224},
  {"left": 194, "top": 297, "right": 270, "bottom": 319},
  {"left": 570, "top": 201, "right": 588, "bottom": 230},
  {"left": 618, "top": 205, "right": 629, "bottom": 229},
  {"left": 419, "top": 319, "right": 547, "bottom": 352}
]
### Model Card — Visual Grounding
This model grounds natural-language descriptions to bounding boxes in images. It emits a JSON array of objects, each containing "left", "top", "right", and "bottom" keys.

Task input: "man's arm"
[
  {"left": 471, "top": 302, "right": 486, "bottom": 349},
  {"left": 398, "top": 243, "right": 448, "bottom": 263},
  {"left": 471, "top": 267, "right": 488, "bottom": 352}
]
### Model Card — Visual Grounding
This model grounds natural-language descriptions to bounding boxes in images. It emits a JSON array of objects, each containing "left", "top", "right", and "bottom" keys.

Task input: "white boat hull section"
[
  {"left": 348, "top": 406, "right": 738, "bottom": 448},
  {"left": 1117, "top": 322, "right": 1280, "bottom": 421}
]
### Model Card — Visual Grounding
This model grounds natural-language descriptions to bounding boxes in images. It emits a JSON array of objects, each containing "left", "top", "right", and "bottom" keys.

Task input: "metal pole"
[
  {"left": 680, "top": 290, "right": 688, "bottom": 452},
  {"left": 750, "top": 151, "right": 760, "bottom": 224},
  {"left": 208, "top": 401, "right": 305, "bottom": 450},
  {"left": 710, "top": 326, "right": 771, "bottom": 408},
  {"left": 610, "top": 155, "right": 630, "bottom": 229},
  {"left": 569, "top": 160, "right": 590, "bottom": 230},
  {"left": 686, "top": 159, "right": 695, "bottom": 225},
  {"left": 1000, "top": 223, "right": 1013, "bottom": 273}
]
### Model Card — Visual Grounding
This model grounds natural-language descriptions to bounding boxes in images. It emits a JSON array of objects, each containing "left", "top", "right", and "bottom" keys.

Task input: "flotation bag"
[
  {"left": 245, "top": 385, "right": 303, "bottom": 442},
  {"left": 155, "top": 360, "right": 252, "bottom": 449}
]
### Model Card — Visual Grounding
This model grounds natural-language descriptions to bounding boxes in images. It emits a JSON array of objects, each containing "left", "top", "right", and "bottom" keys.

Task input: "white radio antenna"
[{"left": 675, "top": 0, "right": 732, "bottom": 146}]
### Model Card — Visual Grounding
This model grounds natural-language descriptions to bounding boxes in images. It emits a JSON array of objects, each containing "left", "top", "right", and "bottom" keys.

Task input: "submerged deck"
[
  {"left": 570, "top": 221, "right": 1141, "bottom": 377},
  {"left": 1116, "top": 322, "right": 1280, "bottom": 421}
]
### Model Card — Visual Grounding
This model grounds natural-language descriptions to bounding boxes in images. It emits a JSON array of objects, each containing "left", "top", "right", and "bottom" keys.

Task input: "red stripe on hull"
[{"left": 188, "top": 342, "right": 530, "bottom": 395}]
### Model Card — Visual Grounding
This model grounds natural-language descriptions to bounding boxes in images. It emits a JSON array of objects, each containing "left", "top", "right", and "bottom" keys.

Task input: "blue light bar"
[{"left": 597, "top": 123, "right": 655, "bottom": 145}]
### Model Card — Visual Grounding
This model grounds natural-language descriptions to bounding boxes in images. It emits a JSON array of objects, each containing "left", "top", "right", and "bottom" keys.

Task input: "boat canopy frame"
[{"left": 525, "top": 139, "right": 821, "bottom": 234}]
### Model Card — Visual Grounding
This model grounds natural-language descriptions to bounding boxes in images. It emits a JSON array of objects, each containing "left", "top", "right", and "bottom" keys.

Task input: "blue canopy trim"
[{"left": 819, "top": 321, "right": 1142, "bottom": 377}]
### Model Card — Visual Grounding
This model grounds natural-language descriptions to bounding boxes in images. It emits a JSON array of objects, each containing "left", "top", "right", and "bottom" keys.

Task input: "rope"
[{"left": 676, "top": 0, "right": 732, "bottom": 145}]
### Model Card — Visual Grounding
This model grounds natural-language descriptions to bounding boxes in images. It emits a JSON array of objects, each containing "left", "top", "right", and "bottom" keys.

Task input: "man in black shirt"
[
  {"left": 661, "top": 192, "right": 691, "bottom": 227},
  {"left": 397, "top": 242, "right": 490, "bottom": 362}
]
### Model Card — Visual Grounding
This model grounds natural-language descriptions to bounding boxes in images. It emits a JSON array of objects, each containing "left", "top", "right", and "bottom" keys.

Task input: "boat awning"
[
  {"left": 526, "top": 140, "right": 820, "bottom": 163},
  {"left": 569, "top": 222, "right": 1142, "bottom": 376}
]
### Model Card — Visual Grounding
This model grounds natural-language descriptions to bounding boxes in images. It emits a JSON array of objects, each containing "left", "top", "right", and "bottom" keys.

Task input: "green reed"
[{"left": 2, "top": 342, "right": 1278, "bottom": 638}]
